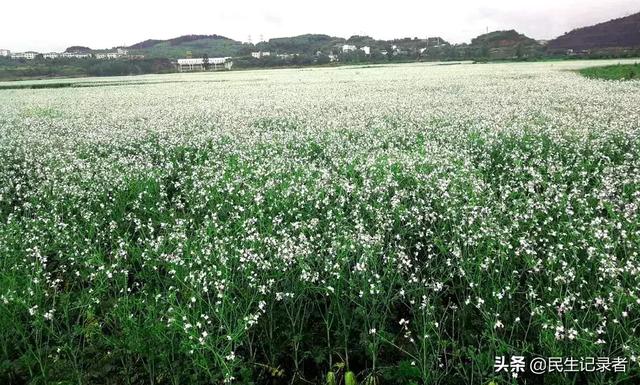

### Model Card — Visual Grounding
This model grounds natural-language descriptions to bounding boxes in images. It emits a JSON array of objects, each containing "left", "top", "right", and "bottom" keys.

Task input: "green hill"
[
  {"left": 257, "top": 34, "right": 346, "bottom": 54},
  {"left": 467, "top": 30, "right": 542, "bottom": 59},
  {"left": 127, "top": 35, "right": 250, "bottom": 58},
  {"left": 548, "top": 12, "right": 640, "bottom": 54},
  {"left": 125, "top": 33, "right": 453, "bottom": 59}
]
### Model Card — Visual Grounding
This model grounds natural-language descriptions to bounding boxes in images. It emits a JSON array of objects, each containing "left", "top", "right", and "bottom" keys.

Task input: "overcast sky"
[{"left": 2, "top": 0, "right": 638, "bottom": 52}]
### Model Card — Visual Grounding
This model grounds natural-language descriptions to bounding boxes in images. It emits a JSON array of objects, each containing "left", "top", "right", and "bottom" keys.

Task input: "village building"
[
  {"left": 251, "top": 51, "right": 271, "bottom": 59},
  {"left": 277, "top": 53, "right": 295, "bottom": 60},
  {"left": 177, "top": 57, "right": 233, "bottom": 71},
  {"left": 60, "top": 52, "right": 92, "bottom": 59},
  {"left": 95, "top": 52, "right": 120, "bottom": 59},
  {"left": 11, "top": 51, "right": 39, "bottom": 60},
  {"left": 94, "top": 48, "right": 129, "bottom": 59},
  {"left": 342, "top": 44, "right": 357, "bottom": 53},
  {"left": 0, "top": 49, "right": 10, "bottom": 57}
]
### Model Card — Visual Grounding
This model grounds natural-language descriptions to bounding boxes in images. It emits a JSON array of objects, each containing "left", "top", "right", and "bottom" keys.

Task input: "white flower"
[{"left": 44, "top": 309, "right": 55, "bottom": 321}]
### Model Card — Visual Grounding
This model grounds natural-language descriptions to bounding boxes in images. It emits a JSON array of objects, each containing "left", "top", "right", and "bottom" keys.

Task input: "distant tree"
[
  {"left": 202, "top": 53, "right": 210, "bottom": 70},
  {"left": 64, "top": 46, "right": 92, "bottom": 53},
  {"left": 444, "top": 45, "right": 458, "bottom": 60},
  {"left": 479, "top": 44, "right": 490, "bottom": 59},
  {"left": 316, "top": 54, "right": 330, "bottom": 65},
  {"left": 371, "top": 51, "right": 387, "bottom": 62},
  {"left": 385, "top": 45, "right": 394, "bottom": 60},
  {"left": 515, "top": 43, "right": 524, "bottom": 59}
]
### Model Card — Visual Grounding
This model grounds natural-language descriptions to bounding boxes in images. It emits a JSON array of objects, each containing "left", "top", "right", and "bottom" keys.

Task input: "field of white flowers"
[{"left": 1, "top": 60, "right": 639, "bottom": 385}]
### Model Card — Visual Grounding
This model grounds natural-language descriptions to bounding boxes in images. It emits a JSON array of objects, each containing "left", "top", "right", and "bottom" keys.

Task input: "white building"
[
  {"left": 277, "top": 53, "right": 296, "bottom": 60},
  {"left": 251, "top": 51, "right": 270, "bottom": 59},
  {"left": 95, "top": 52, "right": 120, "bottom": 59},
  {"left": 60, "top": 52, "right": 91, "bottom": 59},
  {"left": 11, "top": 52, "right": 39, "bottom": 60},
  {"left": 0, "top": 49, "right": 10, "bottom": 57},
  {"left": 360, "top": 46, "right": 371, "bottom": 55},
  {"left": 342, "top": 44, "right": 357, "bottom": 53},
  {"left": 43, "top": 52, "right": 60, "bottom": 59},
  {"left": 177, "top": 57, "right": 233, "bottom": 71},
  {"left": 94, "top": 49, "right": 129, "bottom": 60}
]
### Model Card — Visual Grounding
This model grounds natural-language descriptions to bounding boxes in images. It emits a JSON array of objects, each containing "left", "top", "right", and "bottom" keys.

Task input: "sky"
[{"left": 1, "top": 0, "right": 638, "bottom": 52}]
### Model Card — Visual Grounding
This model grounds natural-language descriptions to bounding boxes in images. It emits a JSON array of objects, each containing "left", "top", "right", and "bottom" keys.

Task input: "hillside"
[
  {"left": 119, "top": 30, "right": 536, "bottom": 62},
  {"left": 258, "top": 34, "right": 451, "bottom": 54},
  {"left": 127, "top": 34, "right": 249, "bottom": 58},
  {"left": 65, "top": 46, "right": 92, "bottom": 53},
  {"left": 465, "top": 30, "right": 542, "bottom": 59},
  {"left": 471, "top": 30, "right": 538, "bottom": 48},
  {"left": 124, "top": 33, "right": 454, "bottom": 59},
  {"left": 548, "top": 12, "right": 640, "bottom": 52},
  {"left": 257, "top": 34, "right": 346, "bottom": 54}
]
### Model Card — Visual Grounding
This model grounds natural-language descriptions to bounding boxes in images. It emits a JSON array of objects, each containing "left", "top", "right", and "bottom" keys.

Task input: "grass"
[{"left": 579, "top": 63, "right": 640, "bottom": 80}]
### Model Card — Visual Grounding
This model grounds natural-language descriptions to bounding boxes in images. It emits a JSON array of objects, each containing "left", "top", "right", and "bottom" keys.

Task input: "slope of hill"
[
  {"left": 471, "top": 30, "right": 538, "bottom": 48},
  {"left": 127, "top": 35, "right": 249, "bottom": 58},
  {"left": 124, "top": 33, "right": 453, "bottom": 59},
  {"left": 466, "top": 30, "right": 542, "bottom": 59},
  {"left": 257, "top": 34, "right": 346, "bottom": 54},
  {"left": 258, "top": 34, "right": 452, "bottom": 54},
  {"left": 548, "top": 12, "right": 640, "bottom": 52},
  {"left": 128, "top": 39, "right": 164, "bottom": 49},
  {"left": 65, "top": 46, "right": 92, "bottom": 53}
]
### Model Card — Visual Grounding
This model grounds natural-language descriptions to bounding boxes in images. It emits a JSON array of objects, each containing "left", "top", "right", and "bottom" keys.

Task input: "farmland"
[
  {"left": 1, "top": 60, "right": 640, "bottom": 384},
  {"left": 579, "top": 63, "right": 640, "bottom": 80}
]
